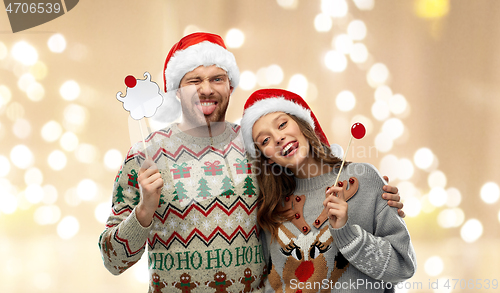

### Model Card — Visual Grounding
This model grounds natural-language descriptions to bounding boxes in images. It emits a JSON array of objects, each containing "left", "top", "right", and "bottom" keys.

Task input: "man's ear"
[{"left": 230, "top": 86, "right": 234, "bottom": 94}]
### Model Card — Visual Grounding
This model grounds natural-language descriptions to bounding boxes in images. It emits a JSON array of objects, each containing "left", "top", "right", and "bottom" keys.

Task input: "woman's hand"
[{"left": 323, "top": 186, "right": 348, "bottom": 229}]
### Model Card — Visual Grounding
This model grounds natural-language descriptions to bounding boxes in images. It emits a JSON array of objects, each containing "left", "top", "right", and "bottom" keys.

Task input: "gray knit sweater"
[{"left": 263, "top": 163, "right": 416, "bottom": 293}]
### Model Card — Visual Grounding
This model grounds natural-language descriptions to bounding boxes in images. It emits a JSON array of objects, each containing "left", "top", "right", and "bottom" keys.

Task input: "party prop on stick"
[
  {"left": 116, "top": 72, "right": 163, "bottom": 158},
  {"left": 333, "top": 122, "right": 366, "bottom": 187}
]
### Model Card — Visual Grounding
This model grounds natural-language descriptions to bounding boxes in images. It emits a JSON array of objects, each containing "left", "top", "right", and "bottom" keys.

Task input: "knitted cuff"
[
  {"left": 116, "top": 208, "right": 152, "bottom": 251},
  {"left": 330, "top": 221, "right": 361, "bottom": 251}
]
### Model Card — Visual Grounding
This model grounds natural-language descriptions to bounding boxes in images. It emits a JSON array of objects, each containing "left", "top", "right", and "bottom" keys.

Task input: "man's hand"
[
  {"left": 136, "top": 159, "right": 164, "bottom": 227},
  {"left": 383, "top": 176, "right": 405, "bottom": 218},
  {"left": 323, "top": 186, "right": 348, "bottom": 229}
]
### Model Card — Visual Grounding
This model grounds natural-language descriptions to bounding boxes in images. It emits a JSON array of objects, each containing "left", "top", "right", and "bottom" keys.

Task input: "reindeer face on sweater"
[{"left": 268, "top": 225, "right": 349, "bottom": 292}]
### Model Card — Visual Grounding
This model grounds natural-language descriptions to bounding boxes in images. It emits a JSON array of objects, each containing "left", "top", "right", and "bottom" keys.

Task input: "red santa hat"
[
  {"left": 241, "top": 88, "right": 329, "bottom": 158},
  {"left": 163, "top": 32, "right": 240, "bottom": 93}
]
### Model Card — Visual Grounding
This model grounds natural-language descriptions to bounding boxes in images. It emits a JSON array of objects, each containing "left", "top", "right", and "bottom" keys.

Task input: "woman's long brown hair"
[{"left": 254, "top": 114, "right": 344, "bottom": 239}]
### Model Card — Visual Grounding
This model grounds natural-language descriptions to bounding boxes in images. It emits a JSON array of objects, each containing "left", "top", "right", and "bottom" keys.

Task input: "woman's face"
[{"left": 252, "top": 112, "right": 310, "bottom": 172}]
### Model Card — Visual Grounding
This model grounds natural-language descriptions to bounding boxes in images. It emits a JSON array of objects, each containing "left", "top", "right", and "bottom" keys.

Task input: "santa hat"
[
  {"left": 163, "top": 32, "right": 240, "bottom": 93},
  {"left": 241, "top": 88, "right": 329, "bottom": 158}
]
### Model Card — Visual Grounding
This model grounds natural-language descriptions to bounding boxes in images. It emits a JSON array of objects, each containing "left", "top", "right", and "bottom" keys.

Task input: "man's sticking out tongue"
[{"left": 197, "top": 101, "right": 217, "bottom": 115}]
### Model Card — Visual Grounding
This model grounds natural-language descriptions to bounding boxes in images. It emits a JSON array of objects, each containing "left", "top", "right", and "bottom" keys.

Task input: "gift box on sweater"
[
  {"left": 202, "top": 161, "right": 224, "bottom": 176},
  {"left": 127, "top": 170, "right": 138, "bottom": 188},
  {"left": 233, "top": 158, "right": 252, "bottom": 174},
  {"left": 170, "top": 163, "right": 192, "bottom": 179}
]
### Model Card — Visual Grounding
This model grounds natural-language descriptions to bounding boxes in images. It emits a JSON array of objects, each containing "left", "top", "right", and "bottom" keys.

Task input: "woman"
[{"left": 240, "top": 88, "right": 416, "bottom": 292}]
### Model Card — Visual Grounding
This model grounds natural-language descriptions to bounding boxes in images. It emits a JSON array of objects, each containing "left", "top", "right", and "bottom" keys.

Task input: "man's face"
[{"left": 177, "top": 65, "right": 233, "bottom": 128}]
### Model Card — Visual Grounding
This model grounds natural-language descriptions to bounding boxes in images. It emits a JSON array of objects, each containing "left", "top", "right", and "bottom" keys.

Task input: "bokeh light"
[
  {"left": 382, "top": 118, "right": 404, "bottom": 140},
  {"left": 25, "top": 184, "right": 44, "bottom": 204},
  {"left": 95, "top": 202, "right": 111, "bottom": 224},
  {"left": 424, "top": 256, "right": 444, "bottom": 276},
  {"left": 104, "top": 149, "right": 123, "bottom": 170},
  {"left": 335, "top": 90, "right": 356, "bottom": 112},
  {"left": 24, "top": 167, "right": 43, "bottom": 185},
  {"left": 314, "top": 13, "right": 333, "bottom": 32},
  {"left": 325, "top": 50, "right": 347, "bottom": 72},
  {"left": 26, "top": 82, "right": 45, "bottom": 102},
  {"left": 77, "top": 179, "right": 98, "bottom": 201},
  {"left": 0, "top": 85, "right": 12, "bottom": 107},
  {"left": 6, "top": 101, "right": 26, "bottom": 121},
  {"left": 428, "top": 170, "right": 447, "bottom": 188},
  {"left": 12, "top": 41, "right": 38, "bottom": 66},
  {"left": 134, "top": 255, "right": 150, "bottom": 284},
  {"left": 333, "top": 34, "right": 353, "bottom": 54},
  {"left": 287, "top": 74, "right": 308, "bottom": 98},
  {"left": 368, "top": 63, "right": 389, "bottom": 85},
  {"left": 371, "top": 100, "right": 390, "bottom": 121},
  {"left": 10, "top": 144, "right": 34, "bottom": 169},
  {"left": 389, "top": 94, "right": 408, "bottom": 115},
  {"left": 374, "top": 85, "right": 392, "bottom": 102},
  {"left": 277, "top": 0, "right": 298, "bottom": 9},
  {"left": 59, "top": 131, "right": 79, "bottom": 151},
  {"left": 404, "top": 196, "right": 422, "bottom": 217},
  {"left": 60, "top": 80, "right": 81, "bottom": 101},
  {"left": 0, "top": 190, "right": 18, "bottom": 214},
  {"left": 12, "top": 118, "right": 31, "bottom": 139},
  {"left": 48, "top": 33, "right": 67, "bottom": 53},
  {"left": 239, "top": 71, "right": 257, "bottom": 90},
  {"left": 375, "top": 132, "right": 393, "bottom": 153},
  {"left": 428, "top": 187, "right": 447, "bottom": 207},
  {"left": 57, "top": 216, "right": 80, "bottom": 240},
  {"left": 65, "top": 188, "right": 81, "bottom": 207},
  {"left": 480, "top": 182, "right": 499, "bottom": 204},
  {"left": 47, "top": 150, "right": 67, "bottom": 171},
  {"left": 266, "top": 64, "right": 284, "bottom": 85},
  {"left": 397, "top": 158, "right": 414, "bottom": 180},
  {"left": 63, "top": 104, "right": 88, "bottom": 131},
  {"left": 0, "top": 156, "right": 11, "bottom": 177},
  {"left": 415, "top": 0, "right": 449, "bottom": 18},
  {"left": 42, "top": 185, "right": 58, "bottom": 204},
  {"left": 225, "top": 29, "right": 245, "bottom": 48},
  {"left": 414, "top": 147, "right": 434, "bottom": 169},
  {"left": 349, "top": 43, "right": 369, "bottom": 63},
  {"left": 18, "top": 73, "right": 36, "bottom": 92},
  {"left": 353, "top": 0, "right": 375, "bottom": 10},
  {"left": 41, "top": 121, "right": 63, "bottom": 142},
  {"left": 0, "top": 41, "right": 7, "bottom": 59},
  {"left": 379, "top": 155, "right": 399, "bottom": 180},
  {"left": 347, "top": 20, "right": 367, "bottom": 40},
  {"left": 75, "top": 143, "right": 98, "bottom": 164},
  {"left": 321, "top": 0, "right": 348, "bottom": 18},
  {"left": 438, "top": 208, "right": 464, "bottom": 228},
  {"left": 445, "top": 187, "right": 462, "bottom": 207},
  {"left": 29, "top": 61, "right": 48, "bottom": 80},
  {"left": 460, "top": 219, "right": 483, "bottom": 243}
]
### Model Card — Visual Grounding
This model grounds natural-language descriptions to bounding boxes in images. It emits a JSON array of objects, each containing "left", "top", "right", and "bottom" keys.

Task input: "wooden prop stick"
[
  {"left": 333, "top": 135, "right": 353, "bottom": 187},
  {"left": 138, "top": 119, "right": 149, "bottom": 160}
]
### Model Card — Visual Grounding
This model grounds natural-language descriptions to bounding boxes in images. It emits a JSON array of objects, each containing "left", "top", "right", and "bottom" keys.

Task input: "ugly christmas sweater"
[
  {"left": 99, "top": 122, "right": 266, "bottom": 293},
  {"left": 263, "top": 163, "right": 416, "bottom": 293}
]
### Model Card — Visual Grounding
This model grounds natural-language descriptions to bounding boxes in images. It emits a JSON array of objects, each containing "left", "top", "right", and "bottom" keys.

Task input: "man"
[{"left": 99, "top": 32, "right": 404, "bottom": 293}]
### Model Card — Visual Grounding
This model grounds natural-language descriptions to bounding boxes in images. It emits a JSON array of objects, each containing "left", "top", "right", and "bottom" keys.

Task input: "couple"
[{"left": 99, "top": 32, "right": 416, "bottom": 293}]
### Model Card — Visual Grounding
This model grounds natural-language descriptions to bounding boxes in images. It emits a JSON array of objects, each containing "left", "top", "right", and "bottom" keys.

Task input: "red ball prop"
[
  {"left": 125, "top": 75, "right": 137, "bottom": 88},
  {"left": 351, "top": 122, "right": 366, "bottom": 139}
]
